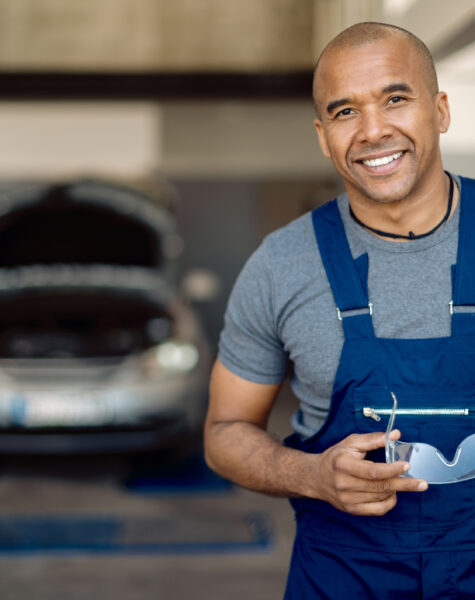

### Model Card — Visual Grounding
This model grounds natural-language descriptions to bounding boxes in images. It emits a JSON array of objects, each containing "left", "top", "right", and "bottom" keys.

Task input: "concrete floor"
[
  {"left": 0, "top": 480, "right": 294, "bottom": 600},
  {"left": 0, "top": 387, "right": 298, "bottom": 600}
]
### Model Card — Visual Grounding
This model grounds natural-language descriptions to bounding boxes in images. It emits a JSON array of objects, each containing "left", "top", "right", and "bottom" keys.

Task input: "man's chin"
[{"left": 348, "top": 178, "right": 415, "bottom": 205}]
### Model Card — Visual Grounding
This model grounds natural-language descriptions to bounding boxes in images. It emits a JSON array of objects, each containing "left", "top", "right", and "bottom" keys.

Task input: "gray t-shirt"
[{"left": 218, "top": 176, "right": 461, "bottom": 438}]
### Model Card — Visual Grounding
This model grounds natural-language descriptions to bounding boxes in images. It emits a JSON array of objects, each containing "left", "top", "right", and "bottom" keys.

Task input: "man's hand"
[
  {"left": 309, "top": 430, "right": 428, "bottom": 516},
  {"left": 206, "top": 361, "right": 428, "bottom": 513}
]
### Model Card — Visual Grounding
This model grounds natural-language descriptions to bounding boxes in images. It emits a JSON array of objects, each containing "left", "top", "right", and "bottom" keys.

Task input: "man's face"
[{"left": 313, "top": 36, "right": 450, "bottom": 205}]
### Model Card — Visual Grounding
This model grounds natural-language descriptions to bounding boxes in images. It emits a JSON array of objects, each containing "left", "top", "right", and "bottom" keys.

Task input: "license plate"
[{"left": 0, "top": 390, "right": 118, "bottom": 427}]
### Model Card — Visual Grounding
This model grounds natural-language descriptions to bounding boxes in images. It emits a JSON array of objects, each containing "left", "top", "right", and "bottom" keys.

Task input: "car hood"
[{"left": 0, "top": 179, "right": 189, "bottom": 360}]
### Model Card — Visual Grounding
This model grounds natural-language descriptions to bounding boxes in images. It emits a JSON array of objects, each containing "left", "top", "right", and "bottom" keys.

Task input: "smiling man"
[
  {"left": 313, "top": 24, "right": 452, "bottom": 232},
  {"left": 205, "top": 22, "right": 475, "bottom": 599}
]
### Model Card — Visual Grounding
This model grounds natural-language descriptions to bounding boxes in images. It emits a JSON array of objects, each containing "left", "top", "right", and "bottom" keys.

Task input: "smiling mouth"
[{"left": 361, "top": 151, "right": 404, "bottom": 168}]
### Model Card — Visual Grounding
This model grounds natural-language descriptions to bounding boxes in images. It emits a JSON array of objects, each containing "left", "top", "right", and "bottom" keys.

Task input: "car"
[{"left": 0, "top": 179, "right": 211, "bottom": 453}]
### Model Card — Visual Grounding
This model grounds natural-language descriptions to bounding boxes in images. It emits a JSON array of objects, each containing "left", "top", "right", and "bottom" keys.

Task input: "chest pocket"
[
  {"left": 354, "top": 387, "right": 475, "bottom": 461},
  {"left": 353, "top": 387, "right": 475, "bottom": 530}
]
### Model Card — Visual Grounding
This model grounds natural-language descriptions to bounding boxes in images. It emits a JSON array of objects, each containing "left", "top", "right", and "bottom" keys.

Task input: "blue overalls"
[{"left": 284, "top": 176, "right": 475, "bottom": 599}]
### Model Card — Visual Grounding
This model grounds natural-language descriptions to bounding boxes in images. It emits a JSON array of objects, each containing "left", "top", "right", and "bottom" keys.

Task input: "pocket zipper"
[{"left": 362, "top": 407, "right": 470, "bottom": 422}]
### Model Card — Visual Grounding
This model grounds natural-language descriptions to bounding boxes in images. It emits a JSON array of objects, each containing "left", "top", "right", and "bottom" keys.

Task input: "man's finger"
[
  {"left": 350, "top": 494, "right": 398, "bottom": 517},
  {"left": 339, "top": 430, "right": 401, "bottom": 453},
  {"left": 341, "top": 472, "right": 428, "bottom": 494},
  {"left": 381, "top": 476, "right": 428, "bottom": 493},
  {"left": 338, "top": 454, "right": 409, "bottom": 480}
]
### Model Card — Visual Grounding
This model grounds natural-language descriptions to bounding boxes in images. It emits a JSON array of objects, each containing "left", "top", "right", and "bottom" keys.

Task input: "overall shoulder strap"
[
  {"left": 312, "top": 200, "right": 375, "bottom": 340},
  {"left": 452, "top": 176, "right": 475, "bottom": 335}
]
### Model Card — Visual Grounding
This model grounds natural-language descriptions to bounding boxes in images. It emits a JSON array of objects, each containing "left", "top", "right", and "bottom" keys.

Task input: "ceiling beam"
[{"left": 0, "top": 72, "right": 314, "bottom": 101}]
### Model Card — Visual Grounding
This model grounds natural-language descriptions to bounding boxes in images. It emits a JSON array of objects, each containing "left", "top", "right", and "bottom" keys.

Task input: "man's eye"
[
  {"left": 388, "top": 96, "right": 405, "bottom": 105},
  {"left": 335, "top": 107, "right": 353, "bottom": 118}
]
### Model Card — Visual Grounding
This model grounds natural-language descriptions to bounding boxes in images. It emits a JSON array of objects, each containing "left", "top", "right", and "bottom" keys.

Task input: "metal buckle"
[
  {"left": 336, "top": 302, "right": 373, "bottom": 321},
  {"left": 449, "top": 301, "right": 475, "bottom": 315}
]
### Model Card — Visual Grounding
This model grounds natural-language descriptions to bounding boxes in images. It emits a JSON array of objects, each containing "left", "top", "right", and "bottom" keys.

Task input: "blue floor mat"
[{"left": 0, "top": 511, "right": 273, "bottom": 555}]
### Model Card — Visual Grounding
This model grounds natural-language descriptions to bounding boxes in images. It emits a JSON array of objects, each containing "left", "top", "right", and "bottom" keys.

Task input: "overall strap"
[
  {"left": 312, "top": 200, "right": 375, "bottom": 340},
  {"left": 452, "top": 176, "right": 475, "bottom": 336}
]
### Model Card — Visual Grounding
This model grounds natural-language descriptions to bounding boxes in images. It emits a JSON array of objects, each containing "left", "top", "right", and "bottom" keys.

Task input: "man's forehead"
[{"left": 314, "top": 36, "right": 421, "bottom": 108}]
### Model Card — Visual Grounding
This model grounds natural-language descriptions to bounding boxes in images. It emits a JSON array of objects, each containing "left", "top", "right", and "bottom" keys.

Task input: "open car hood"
[
  {"left": 0, "top": 179, "right": 185, "bottom": 359},
  {"left": 0, "top": 179, "right": 183, "bottom": 281}
]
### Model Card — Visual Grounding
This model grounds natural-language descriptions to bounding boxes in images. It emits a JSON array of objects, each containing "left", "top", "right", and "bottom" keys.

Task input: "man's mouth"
[{"left": 361, "top": 151, "right": 403, "bottom": 168}]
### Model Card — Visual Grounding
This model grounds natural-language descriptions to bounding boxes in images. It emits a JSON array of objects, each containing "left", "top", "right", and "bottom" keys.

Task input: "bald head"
[{"left": 313, "top": 22, "right": 438, "bottom": 117}]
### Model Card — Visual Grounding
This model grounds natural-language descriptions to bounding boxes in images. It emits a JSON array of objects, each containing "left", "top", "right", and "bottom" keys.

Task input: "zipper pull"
[{"left": 363, "top": 407, "right": 381, "bottom": 422}]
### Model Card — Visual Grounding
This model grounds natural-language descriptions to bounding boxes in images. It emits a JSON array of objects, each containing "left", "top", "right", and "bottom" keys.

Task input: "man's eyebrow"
[
  {"left": 326, "top": 98, "right": 350, "bottom": 115},
  {"left": 382, "top": 83, "right": 413, "bottom": 94}
]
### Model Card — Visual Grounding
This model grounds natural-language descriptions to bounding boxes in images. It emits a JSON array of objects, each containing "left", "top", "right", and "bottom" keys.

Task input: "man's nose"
[{"left": 356, "top": 109, "right": 393, "bottom": 145}]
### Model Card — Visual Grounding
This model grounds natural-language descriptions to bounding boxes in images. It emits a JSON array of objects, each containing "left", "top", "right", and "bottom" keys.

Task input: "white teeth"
[{"left": 362, "top": 151, "right": 403, "bottom": 167}]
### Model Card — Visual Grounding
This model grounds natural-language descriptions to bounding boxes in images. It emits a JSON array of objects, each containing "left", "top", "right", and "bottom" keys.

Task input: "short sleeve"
[{"left": 218, "top": 239, "right": 288, "bottom": 384}]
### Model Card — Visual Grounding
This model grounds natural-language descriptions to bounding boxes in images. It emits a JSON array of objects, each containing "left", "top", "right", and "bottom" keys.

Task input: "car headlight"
[{"left": 145, "top": 340, "right": 199, "bottom": 374}]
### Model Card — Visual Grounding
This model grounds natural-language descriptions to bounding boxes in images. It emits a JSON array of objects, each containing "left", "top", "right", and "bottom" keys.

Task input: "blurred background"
[{"left": 0, "top": 1, "right": 473, "bottom": 598}]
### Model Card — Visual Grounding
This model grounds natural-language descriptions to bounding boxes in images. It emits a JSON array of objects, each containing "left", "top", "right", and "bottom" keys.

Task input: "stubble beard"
[{"left": 344, "top": 156, "right": 418, "bottom": 207}]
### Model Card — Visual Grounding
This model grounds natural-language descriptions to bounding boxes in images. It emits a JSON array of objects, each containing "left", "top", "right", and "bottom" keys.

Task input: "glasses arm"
[{"left": 385, "top": 391, "right": 398, "bottom": 463}]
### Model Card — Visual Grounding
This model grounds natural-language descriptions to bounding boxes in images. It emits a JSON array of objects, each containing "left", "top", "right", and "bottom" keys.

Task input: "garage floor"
[{"left": 0, "top": 388, "right": 298, "bottom": 600}]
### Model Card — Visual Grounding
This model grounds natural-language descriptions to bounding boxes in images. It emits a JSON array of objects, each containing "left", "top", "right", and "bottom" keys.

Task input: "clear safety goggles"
[{"left": 385, "top": 392, "right": 475, "bottom": 485}]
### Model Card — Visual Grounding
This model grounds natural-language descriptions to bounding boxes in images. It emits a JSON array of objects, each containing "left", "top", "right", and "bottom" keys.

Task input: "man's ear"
[
  {"left": 314, "top": 119, "right": 331, "bottom": 158},
  {"left": 436, "top": 91, "right": 450, "bottom": 134}
]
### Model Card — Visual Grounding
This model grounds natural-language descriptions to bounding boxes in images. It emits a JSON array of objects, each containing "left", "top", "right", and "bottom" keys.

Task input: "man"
[{"left": 205, "top": 22, "right": 475, "bottom": 598}]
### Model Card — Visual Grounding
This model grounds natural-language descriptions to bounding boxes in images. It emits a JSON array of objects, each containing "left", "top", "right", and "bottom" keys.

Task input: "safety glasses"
[{"left": 385, "top": 392, "right": 475, "bottom": 484}]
